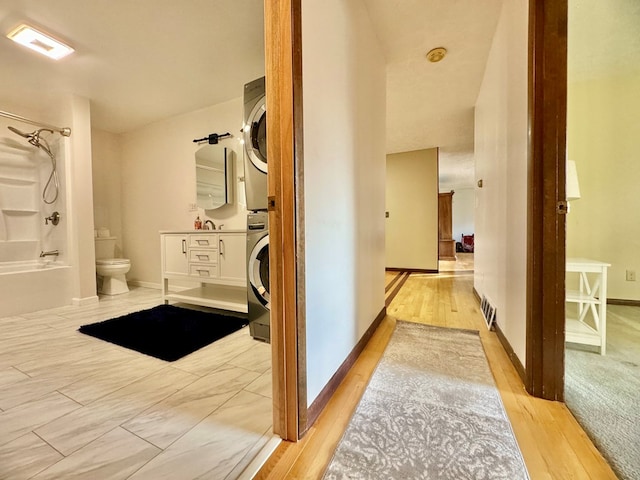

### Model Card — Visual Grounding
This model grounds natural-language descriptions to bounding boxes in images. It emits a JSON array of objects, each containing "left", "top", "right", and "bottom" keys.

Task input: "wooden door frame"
[
  {"left": 525, "top": 0, "right": 567, "bottom": 401},
  {"left": 267, "top": 0, "right": 570, "bottom": 440},
  {"left": 264, "top": 0, "right": 306, "bottom": 441}
]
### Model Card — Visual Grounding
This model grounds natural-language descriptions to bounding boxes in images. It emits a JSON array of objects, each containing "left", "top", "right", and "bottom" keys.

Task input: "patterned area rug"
[{"left": 322, "top": 321, "right": 529, "bottom": 480}]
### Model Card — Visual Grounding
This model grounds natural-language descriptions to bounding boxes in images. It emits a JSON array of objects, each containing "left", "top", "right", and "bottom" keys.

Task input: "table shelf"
[
  {"left": 565, "top": 290, "right": 600, "bottom": 304},
  {"left": 165, "top": 285, "right": 248, "bottom": 313},
  {"left": 565, "top": 258, "right": 610, "bottom": 355}
]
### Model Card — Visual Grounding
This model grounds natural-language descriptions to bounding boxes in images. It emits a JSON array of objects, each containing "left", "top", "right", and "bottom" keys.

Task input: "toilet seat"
[
  {"left": 96, "top": 258, "right": 130, "bottom": 266},
  {"left": 95, "top": 258, "right": 131, "bottom": 295}
]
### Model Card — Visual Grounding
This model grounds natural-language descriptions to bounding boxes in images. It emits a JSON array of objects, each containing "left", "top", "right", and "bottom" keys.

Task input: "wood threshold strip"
[
  {"left": 386, "top": 267, "right": 438, "bottom": 274},
  {"left": 386, "top": 271, "right": 411, "bottom": 307},
  {"left": 435, "top": 270, "right": 474, "bottom": 276},
  {"left": 385, "top": 270, "right": 404, "bottom": 293}
]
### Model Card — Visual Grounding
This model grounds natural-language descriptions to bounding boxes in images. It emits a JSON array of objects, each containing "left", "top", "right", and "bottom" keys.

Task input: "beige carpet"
[
  {"left": 322, "top": 321, "right": 529, "bottom": 480},
  {"left": 565, "top": 305, "right": 640, "bottom": 480}
]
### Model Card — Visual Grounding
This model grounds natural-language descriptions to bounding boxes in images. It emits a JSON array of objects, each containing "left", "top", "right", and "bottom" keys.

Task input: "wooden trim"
[
  {"left": 385, "top": 271, "right": 403, "bottom": 293},
  {"left": 607, "top": 298, "right": 640, "bottom": 307},
  {"left": 386, "top": 268, "right": 438, "bottom": 274},
  {"left": 436, "top": 270, "right": 475, "bottom": 275},
  {"left": 495, "top": 323, "right": 527, "bottom": 384},
  {"left": 291, "top": 0, "right": 307, "bottom": 437},
  {"left": 305, "top": 307, "right": 387, "bottom": 431},
  {"left": 472, "top": 281, "right": 527, "bottom": 386},
  {"left": 472, "top": 287, "right": 481, "bottom": 303},
  {"left": 526, "top": 0, "right": 568, "bottom": 401},
  {"left": 265, "top": 0, "right": 300, "bottom": 441},
  {"left": 386, "top": 272, "right": 411, "bottom": 307}
]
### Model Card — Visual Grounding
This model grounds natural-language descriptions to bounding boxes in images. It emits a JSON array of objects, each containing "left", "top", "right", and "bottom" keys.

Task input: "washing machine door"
[
  {"left": 248, "top": 235, "right": 270, "bottom": 308},
  {"left": 243, "top": 95, "right": 267, "bottom": 174}
]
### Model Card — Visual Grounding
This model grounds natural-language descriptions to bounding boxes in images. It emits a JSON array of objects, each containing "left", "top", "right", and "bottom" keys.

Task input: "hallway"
[{"left": 257, "top": 270, "right": 617, "bottom": 479}]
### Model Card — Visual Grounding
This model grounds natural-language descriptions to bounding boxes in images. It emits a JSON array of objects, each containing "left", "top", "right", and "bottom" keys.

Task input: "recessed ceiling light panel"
[{"left": 6, "top": 24, "right": 74, "bottom": 60}]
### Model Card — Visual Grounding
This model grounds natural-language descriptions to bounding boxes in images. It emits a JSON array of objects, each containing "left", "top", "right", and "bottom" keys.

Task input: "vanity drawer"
[
  {"left": 190, "top": 234, "right": 218, "bottom": 248},
  {"left": 189, "top": 249, "right": 217, "bottom": 263},
  {"left": 190, "top": 264, "right": 218, "bottom": 278}
]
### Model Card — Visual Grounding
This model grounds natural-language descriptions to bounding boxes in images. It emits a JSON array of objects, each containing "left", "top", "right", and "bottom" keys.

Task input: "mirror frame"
[{"left": 195, "top": 145, "right": 234, "bottom": 210}]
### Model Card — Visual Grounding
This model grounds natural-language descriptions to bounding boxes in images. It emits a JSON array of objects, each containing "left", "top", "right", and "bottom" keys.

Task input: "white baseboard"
[
  {"left": 72, "top": 295, "right": 99, "bottom": 307},
  {"left": 128, "top": 280, "right": 162, "bottom": 290}
]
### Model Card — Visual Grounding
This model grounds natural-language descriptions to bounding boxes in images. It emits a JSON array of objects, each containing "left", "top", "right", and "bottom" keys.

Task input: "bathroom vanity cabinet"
[{"left": 160, "top": 231, "right": 247, "bottom": 313}]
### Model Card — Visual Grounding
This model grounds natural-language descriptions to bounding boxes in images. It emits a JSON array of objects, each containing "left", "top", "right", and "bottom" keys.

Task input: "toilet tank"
[{"left": 94, "top": 237, "right": 117, "bottom": 259}]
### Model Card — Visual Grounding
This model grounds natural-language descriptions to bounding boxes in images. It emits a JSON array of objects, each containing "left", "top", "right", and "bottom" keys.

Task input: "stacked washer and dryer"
[{"left": 244, "top": 77, "right": 270, "bottom": 343}]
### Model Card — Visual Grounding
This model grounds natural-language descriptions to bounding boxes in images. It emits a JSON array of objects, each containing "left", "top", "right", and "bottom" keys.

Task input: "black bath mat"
[{"left": 78, "top": 304, "right": 248, "bottom": 361}]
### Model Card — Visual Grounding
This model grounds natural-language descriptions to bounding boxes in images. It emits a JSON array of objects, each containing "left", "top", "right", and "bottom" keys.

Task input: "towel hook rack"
[{"left": 192, "top": 132, "right": 232, "bottom": 145}]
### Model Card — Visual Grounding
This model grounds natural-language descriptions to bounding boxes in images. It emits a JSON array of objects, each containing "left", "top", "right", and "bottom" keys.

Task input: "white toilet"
[{"left": 95, "top": 237, "right": 131, "bottom": 295}]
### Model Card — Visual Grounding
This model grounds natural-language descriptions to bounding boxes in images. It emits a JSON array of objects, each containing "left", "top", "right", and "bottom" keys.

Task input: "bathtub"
[{"left": 0, "top": 260, "right": 72, "bottom": 319}]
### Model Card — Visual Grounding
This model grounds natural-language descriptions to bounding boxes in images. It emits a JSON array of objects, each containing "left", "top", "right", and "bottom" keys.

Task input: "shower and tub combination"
[{"left": 0, "top": 109, "right": 73, "bottom": 318}]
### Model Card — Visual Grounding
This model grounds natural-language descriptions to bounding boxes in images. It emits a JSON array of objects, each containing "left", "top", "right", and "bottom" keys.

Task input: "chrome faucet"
[
  {"left": 204, "top": 220, "right": 215, "bottom": 230},
  {"left": 45, "top": 211, "right": 60, "bottom": 226},
  {"left": 40, "top": 250, "right": 59, "bottom": 257}
]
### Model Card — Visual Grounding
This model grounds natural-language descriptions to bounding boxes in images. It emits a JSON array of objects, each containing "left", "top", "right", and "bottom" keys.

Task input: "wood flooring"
[
  {"left": 0, "top": 287, "right": 274, "bottom": 479},
  {"left": 256, "top": 271, "right": 618, "bottom": 479},
  {"left": 439, "top": 252, "right": 474, "bottom": 272}
]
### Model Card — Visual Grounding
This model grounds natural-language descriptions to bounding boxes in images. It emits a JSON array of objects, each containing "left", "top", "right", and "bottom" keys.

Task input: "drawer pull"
[
  {"left": 196, "top": 239, "right": 210, "bottom": 245},
  {"left": 196, "top": 269, "right": 210, "bottom": 276},
  {"left": 196, "top": 254, "right": 210, "bottom": 260}
]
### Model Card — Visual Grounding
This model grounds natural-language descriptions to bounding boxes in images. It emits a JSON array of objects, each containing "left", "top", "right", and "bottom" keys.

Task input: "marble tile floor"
[{"left": 0, "top": 286, "right": 274, "bottom": 479}]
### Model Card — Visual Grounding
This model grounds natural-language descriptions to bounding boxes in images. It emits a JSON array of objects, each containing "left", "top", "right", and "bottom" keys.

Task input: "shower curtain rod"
[{"left": 0, "top": 109, "right": 72, "bottom": 137}]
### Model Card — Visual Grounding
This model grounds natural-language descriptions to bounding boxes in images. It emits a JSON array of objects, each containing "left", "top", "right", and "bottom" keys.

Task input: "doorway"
[
  {"left": 438, "top": 146, "right": 475, "bottom": 273},
  {"left": 564, "top": 1, "right": 640, "bottom": 477}
]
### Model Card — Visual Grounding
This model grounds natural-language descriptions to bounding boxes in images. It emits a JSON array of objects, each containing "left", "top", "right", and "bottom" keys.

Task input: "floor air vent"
[{"left": 480, "top": 295, "right": 497, "bottom": 329}]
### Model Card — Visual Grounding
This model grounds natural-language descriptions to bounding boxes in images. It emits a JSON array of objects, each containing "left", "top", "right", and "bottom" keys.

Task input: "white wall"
[
  {"left": 567, "top": 75, "right": 640, "bottom": 301},
  {"left": 62, "top": 95, "right": 97, "bottom": 303},
  {"left": 386, "top": 149, "right": 438, "bottom": 270},
  {"left": 119, "top": 97, "right": 248, "bottom": 286},
  {"left": 452, "top": 187, "right": 475, "bottom": 244},
  {"left": 474, "top": 0, "right": 528, "bottom": 364},
  {"left": 302, "top": 0, "right": 386, "bottom": 406},
  {"left": 92, "top": 129, "right": 123, "bottom": 256}
]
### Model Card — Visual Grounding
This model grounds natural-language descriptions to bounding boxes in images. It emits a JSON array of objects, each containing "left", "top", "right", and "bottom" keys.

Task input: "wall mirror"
[{"left": 195, "top": 145, "right": 233, "bottom": 210}]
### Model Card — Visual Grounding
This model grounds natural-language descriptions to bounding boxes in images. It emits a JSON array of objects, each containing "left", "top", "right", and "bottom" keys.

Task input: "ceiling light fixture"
[
  {"left": 6, "top": 24, "right": 74, "bottom": 60},
  {"left": 426, "top": 47, "right": 447, "bottom": 63}
]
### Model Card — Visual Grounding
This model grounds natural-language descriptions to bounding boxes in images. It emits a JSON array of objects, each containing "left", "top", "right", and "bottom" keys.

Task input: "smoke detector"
[{"left": 426, "top": 47, "right": 447, "bottom": 63}]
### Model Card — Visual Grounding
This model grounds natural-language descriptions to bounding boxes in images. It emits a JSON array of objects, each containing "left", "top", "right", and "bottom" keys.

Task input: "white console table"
[{"left": 566, "top": 258, "right": 611, "bottom": 355}]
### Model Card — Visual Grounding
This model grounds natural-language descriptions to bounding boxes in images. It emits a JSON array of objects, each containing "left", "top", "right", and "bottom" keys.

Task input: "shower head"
[
  {"left": 7, "top": 124, "right": 60, "bottom": 203},
  {"left": 7, "top": 126, "right": 54, "bottom": 149},
  {"left": 7, "top": 126, "right": 30, "bottom": 138}
]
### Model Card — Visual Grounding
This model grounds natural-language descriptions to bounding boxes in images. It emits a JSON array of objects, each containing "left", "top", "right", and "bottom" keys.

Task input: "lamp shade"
[{"left": 567, "top": 160, "right": 581, "bottom": 201}]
